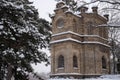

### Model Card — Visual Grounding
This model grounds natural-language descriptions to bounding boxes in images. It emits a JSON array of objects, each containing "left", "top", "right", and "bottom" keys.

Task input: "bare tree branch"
[{"left": 96, "top": 0, "right": 120, "bottom": 5}]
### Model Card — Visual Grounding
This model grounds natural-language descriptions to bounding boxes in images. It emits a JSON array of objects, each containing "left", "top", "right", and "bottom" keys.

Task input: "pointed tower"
[{"left": 50, "top": 1, "right": 110, "bottom": 78}]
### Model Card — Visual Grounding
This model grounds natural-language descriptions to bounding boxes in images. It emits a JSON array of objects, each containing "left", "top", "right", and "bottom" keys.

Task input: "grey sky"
[{"left": 30, "top": 0, "right": 56, "bottom": 21}]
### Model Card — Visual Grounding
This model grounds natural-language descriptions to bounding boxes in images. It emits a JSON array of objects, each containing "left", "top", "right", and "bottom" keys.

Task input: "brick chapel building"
[{"left": 50, "top": 1, "right": 110, "bottom": 78}]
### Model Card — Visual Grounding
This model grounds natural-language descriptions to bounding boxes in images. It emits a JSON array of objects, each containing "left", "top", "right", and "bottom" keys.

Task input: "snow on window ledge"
[
  {"left": 102, "top": 68, "right": 107, "bottom": 70},
  {"left": 58, "top": 67, "right": 64, "bottom": 69},
  {"left": 73, "top": 67, "right": 78, "bottom": 69}
]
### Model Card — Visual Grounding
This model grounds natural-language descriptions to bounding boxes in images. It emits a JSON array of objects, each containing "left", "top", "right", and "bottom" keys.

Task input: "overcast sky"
[{"left": 30, "top": 0, "right": 56, "bottom": 21}]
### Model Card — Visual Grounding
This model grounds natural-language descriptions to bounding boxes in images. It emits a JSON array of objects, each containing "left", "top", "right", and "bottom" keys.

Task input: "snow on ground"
[{"left": 48, "top": 75, "right": 120, "bottom": 80}]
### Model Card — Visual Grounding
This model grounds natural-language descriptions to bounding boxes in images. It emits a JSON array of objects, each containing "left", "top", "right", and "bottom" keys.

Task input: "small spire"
[
  {"left": 77, "top": 6, "right": 88, "bottom": 13},
  {"left": 92, "top": 6, "right": 98, "bottom": 14}
]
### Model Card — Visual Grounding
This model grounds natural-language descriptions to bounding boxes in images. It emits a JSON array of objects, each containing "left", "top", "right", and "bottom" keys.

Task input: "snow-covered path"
[{"left": 48, "top": 75, "right": 120, "bottom": 80}]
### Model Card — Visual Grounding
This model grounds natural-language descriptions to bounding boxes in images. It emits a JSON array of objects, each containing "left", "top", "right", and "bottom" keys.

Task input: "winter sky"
[{"left": 30, "top": 0, "right": 57, "bottom": 21}]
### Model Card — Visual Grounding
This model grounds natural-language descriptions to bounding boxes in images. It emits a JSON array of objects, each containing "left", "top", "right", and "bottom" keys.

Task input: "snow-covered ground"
[{"left": 48, "top": 75, "right": 120, "bottom": 80}]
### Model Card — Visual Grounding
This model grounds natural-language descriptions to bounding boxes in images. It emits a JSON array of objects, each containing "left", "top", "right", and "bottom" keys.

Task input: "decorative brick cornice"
[
  {"left": 50, "top": 38, "right": 110, "bottom": 47},
  {"left": 52, "top": 31, "right": 108, "bottom": 41}
]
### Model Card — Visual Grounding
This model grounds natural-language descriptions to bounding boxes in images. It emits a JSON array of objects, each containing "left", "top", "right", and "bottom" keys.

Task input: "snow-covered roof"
[
  {"left": 99, "top": 23, "right": 120, "bottom": 28},
  {"left": 61, "top": 5, "right": 69, "bottom": 9},
  {"left": 73, "top": 12, "right": 81, "bottom": 18},
  {"left": 65, "top": 9, "right": 82, "bottom": 18},
  {"left": 83, "top": 41, "right": 110, "bottom": 47},
  {"left": 56, "top": 0, "right": 65, "bottom": 5},
  {"left": 65, "top": 8, "right": 73, "bottom": 13},
  {"left": 50, "top": 38, "right": 81, "bottom": 44}
]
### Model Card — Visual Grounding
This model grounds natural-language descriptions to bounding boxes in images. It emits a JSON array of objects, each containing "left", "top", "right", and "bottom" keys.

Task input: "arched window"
[
  {"left": 73, "top": 55, "right": 78, "bottom": 68},
  {"left": 58, "top": 55, "right": 64, "bottom": 68},
  {"left": 102, "top": 56, "right": 107, "bottom": 69}
]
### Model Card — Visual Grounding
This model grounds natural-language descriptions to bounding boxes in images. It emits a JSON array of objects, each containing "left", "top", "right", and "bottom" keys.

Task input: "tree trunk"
[
  {"left": 111, "top": 40, "right": 117, "bottom": 74},
  {"left": 7, "top": 65, "right": 13, "bottom": 80}
]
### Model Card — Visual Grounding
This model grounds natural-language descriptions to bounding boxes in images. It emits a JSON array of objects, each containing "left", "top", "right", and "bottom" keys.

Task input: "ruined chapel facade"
[{"left": 50, "top": 1, "right": 110, "bottom": 78}]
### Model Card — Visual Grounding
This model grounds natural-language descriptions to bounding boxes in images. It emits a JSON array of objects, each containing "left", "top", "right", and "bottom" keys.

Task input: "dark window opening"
[
  {"left": 73, "top": 55, "right": 78, "bottom": 68},
  {"left": 58, "top": 55, "right": 64, "bottom": 68},
  {"left": 102, "top": 56, "right": 107, "bottom": 69},
  {"left": 117, "top": 63, "right": 120, "bottom": 74}
]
